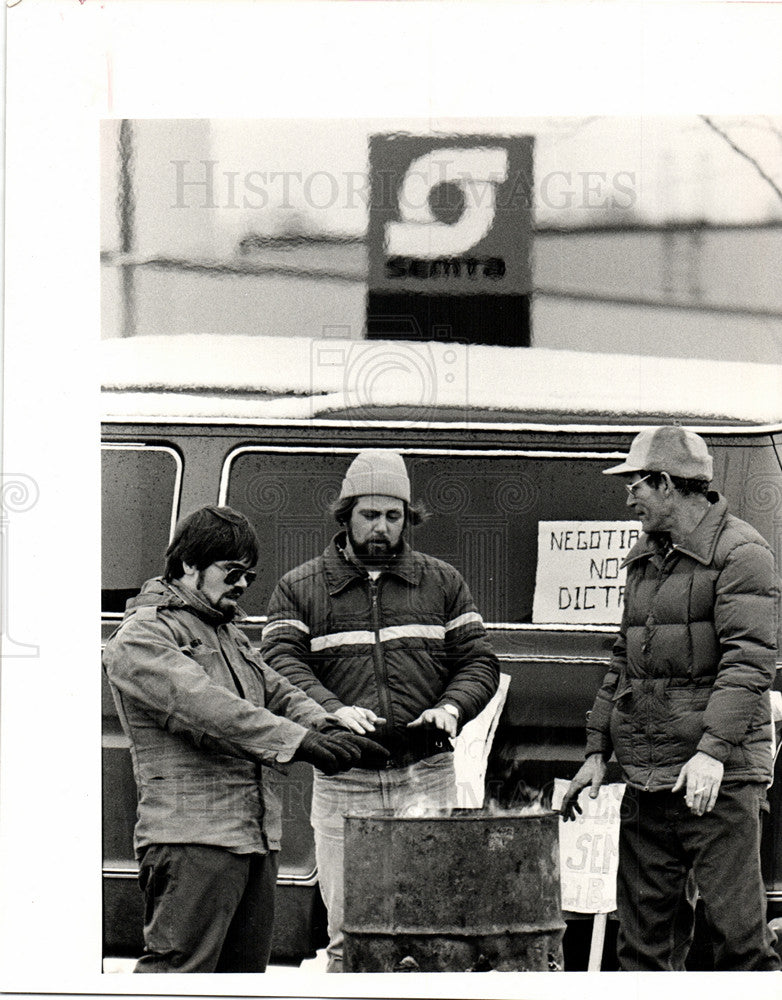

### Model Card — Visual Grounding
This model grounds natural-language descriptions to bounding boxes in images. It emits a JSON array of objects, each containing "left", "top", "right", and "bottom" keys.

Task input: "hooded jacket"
[
  {"left": 103, "top": 578, "right": 329, "bottom": 856},
  {"left": 261, "top": 534, "right": 500, "bottom": 766},
  {"left": 585, "top": 493, "right": 779, "bottom": 790}
]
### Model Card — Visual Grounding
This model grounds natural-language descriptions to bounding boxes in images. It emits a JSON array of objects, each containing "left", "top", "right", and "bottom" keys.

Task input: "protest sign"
[
  {"left": 551, "top": 778, "right": 626, "bottom": 913},
  {"left": 532, "top": 520, "right": 641, "bottom": 625}
]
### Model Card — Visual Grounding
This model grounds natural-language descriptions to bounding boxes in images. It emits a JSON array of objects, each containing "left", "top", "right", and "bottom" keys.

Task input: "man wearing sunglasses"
[
  {"left": 103, "top": 505, "right": 388, "bottom": 973},
  {"left": 560, "top": 426, "right": 780, "bottom": 971}
]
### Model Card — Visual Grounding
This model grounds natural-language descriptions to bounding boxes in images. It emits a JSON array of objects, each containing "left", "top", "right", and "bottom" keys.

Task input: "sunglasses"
[
  {"left": 625, "top": 474, "right": 651, "bottom": 498},
  {"left": 220, "top": 564, "right": 257, "bottom": 586}
]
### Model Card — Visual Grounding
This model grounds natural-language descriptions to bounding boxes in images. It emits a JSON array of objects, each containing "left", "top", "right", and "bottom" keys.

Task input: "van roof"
[{"left": 101, "top": 335, "right": 782, "bottom": 428}]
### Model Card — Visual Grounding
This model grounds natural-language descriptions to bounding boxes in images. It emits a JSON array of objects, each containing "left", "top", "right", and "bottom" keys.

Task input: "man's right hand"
[
  {"left": 559, "top": 754, "right": 607, "bottom": 821},
  {"left": 294, "top": 729, "right": 390, "bottom": 775},
  {"left": 331, "top": 705, "right": 386, "bottom": 734}
]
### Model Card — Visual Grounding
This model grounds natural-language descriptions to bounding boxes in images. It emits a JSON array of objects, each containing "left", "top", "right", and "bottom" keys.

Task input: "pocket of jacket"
[
  {"left": 664, "top": 687, "right": 710, "bottom": 746},
  {"left": 181, "top": 646, "right": 222, "bottom": 672},
  {"left": 178, "top": 643, "right": 203, "bottom": 657},
  {"left": 611, "top": 677, "right": 633, "bottom": 708}
]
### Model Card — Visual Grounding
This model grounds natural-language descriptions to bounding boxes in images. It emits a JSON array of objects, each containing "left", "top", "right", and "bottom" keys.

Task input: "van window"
[
  {"left": 224, "top": 449, "right": 632, "bottom": 622},
  {"left": 102, "top": 445, "right": 181, "bottom": 613}
]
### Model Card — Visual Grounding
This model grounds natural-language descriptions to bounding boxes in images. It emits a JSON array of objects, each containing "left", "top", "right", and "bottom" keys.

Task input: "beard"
[
  {"left": 194, "top": 571, "right": 241, "bottom": 621},
  {"left": 215, "top": 593, "right": 241, "bottom": 622},
  {"left": 348, "top": 530, "right": 403, "bottom": 567}
]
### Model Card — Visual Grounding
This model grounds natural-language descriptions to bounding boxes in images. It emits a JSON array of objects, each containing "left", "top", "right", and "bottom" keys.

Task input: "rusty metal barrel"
[{"left": 343, "top": 808, "right": 565, "bottom": 972}]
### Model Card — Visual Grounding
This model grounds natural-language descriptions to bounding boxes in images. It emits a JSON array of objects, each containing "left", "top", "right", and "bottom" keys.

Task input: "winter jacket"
[
  {"left": 261, "top": 534, "right": 500, "bottom": 766},
  {"left": 585, "top": 493, "right": 779, "bottom": 790},
  {"left": 103, "top": 578, "right": 329, "bottom": 857}
]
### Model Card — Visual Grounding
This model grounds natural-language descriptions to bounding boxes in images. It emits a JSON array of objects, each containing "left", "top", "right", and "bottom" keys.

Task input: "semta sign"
[{"left": 367, "top": 133, "right": 534, "bottom": 347}]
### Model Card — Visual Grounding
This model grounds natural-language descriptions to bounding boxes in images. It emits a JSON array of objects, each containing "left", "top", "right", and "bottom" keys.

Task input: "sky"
[
  {"left": 210, "top": 114, "right": 782, "bottom": 231},
  {"left": 102, "top": 115, "right": 782, "bottom": 259}
]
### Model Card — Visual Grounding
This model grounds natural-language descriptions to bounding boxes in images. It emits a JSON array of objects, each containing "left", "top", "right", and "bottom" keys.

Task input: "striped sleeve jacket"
[{"left": 261, "top": 534, "right": 500, "bottom": 763}]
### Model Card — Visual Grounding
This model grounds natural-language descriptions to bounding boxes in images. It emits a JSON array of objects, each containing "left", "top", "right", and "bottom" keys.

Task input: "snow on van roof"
[{"left": 101, "top": 335, "right": 782, "bottom": 424}]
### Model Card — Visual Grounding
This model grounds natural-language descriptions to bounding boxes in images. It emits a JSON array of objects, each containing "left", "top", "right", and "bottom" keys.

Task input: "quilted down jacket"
[
  {"left": 261, "top": 534, "right": 500, "bottom": 766},
  {"left": 585, "top": 493, "right": 779, "bottom": 790}
]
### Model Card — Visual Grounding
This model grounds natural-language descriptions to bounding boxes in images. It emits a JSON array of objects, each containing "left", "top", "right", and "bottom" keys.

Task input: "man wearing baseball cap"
[
  {"left": 262, "top": 450, "right": 499, "bottom": 971},
  {"left": 561, "top": 426, "right": 780, "bottom": 970}
]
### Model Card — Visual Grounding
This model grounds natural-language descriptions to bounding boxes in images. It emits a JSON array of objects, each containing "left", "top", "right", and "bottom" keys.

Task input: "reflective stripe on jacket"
[
  {"left": 103, "top": 578, "right": 328, "bottom": 856},
  {"left": 585, "top": 493, "right": 779, "bottom": 790},
  {"left": 261, "top": 534, "right": 500, "bottom": 765}
]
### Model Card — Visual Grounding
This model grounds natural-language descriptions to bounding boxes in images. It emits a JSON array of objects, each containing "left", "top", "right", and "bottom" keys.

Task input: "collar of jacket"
[
  {"left": 322, "top": 532, "right": 422, "bottom": 595},
  {"left": 123, "top": 576, "right": 247, "bottom": 624},
  {"left": 621, "top": 491, "right": 727, "bottom": 569}
]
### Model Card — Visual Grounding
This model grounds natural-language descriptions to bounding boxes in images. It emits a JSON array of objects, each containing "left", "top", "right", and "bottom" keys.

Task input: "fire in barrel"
[{"left": 343, "top": 808, "right": 565, "bottom": 972}]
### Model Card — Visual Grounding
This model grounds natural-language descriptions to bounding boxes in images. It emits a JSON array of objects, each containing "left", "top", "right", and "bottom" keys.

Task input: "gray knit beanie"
[{"left": 338, "top": 450, "right": 411, "bottom": 502}]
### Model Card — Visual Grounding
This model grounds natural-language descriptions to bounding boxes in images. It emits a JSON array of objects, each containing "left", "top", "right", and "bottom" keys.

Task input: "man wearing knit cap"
[
  {"left": 561, "top": 426, "right": 781, "bottom": 971},
  {"left": 262, "top": 449, "right": 500, "bottom": 971}
]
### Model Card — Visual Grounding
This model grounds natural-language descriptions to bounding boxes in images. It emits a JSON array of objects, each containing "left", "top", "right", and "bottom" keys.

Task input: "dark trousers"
[
  {"left": 134, "top": 843, "right": 279, "bottom": 973},
  {"left": 616, "top": 783, "right": 780, "bottom": 971}
]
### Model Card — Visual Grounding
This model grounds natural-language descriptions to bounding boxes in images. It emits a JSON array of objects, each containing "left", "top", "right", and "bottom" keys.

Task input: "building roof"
[{"left": 101, "top": 334, "right": 782, "bottom": 427}]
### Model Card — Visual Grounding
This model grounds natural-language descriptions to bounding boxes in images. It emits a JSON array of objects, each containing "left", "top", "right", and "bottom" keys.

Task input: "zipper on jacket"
[
  {"left": 643, "top": 549, "right": 678, "bottom": 789},
  {"left": 368, "top": 577, "right": 395, "bottom": 732}
]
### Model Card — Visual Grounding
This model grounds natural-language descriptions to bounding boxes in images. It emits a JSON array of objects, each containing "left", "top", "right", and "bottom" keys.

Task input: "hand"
[
  {"left": 293, "top": 729, "right": 362, "bottom": 775},
  {"left": 294, "top": 729, "right": 390, "bottom": 774},
  {"left": 559, "top": 754, "right": 607, "bottom": 821},
  {"left": 342, "top": 732, "right": 391, "bottom": 768},
  {"left": 672, "top": 751, "right": 724, "bottom": 815},
  {"left": 407, "top": 706, "right": 459, "bottom": 739},
  {"left": 318, "top": 728, "right": 391, "bottom": 769},
  {"left": 331, "top": 705, "right": 386, "bottom": 734}
]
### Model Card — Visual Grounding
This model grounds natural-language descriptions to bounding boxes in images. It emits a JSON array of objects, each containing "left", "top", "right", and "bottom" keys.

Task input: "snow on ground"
[{"left": 101, "top": 335, "right": 782, "bottom": 424}]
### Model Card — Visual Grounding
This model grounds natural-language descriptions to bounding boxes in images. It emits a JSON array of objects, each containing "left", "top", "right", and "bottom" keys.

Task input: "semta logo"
[{"left": 385, "top": 146, "right": 510, "bottom": 258}]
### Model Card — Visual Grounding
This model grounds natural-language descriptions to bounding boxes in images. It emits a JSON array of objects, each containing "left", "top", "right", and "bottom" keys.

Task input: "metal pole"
[{"left": 117, "top": 120, "right": 136, "bottom": 338}]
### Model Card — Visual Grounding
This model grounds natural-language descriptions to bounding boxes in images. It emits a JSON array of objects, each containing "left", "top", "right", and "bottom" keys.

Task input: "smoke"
[
  {"left": 484, "top": 797, "right": 549, "bottom": 817},
  {"left": 394, "top": 798, "right": 552, "bottom": 819},
  {"left": 392, "top": 752, "right": 552, "bottom": 818},
  {"left": 396, "top": 798, "right": 450, "bottom": 818}
]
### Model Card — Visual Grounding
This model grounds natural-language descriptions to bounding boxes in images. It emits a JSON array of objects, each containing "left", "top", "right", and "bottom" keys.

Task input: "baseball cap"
[{"left": 603, "top": 426, "right": 713, "bottom": 480}]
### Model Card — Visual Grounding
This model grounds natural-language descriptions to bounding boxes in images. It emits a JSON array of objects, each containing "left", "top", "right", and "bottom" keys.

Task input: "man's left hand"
[
  {"left": 672, "top": 751, "right": 724, "bottom": 815},
  {"left": 407, "top": 706, "right": 459, "bottom": 739}
]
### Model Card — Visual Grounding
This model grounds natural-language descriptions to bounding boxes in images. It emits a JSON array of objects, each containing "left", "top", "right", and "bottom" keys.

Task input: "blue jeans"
[
  {"left": 310, "top": 752, "right": 457, "bottom": 971},
  {"left": 616, "top": 783, "right": 780, "bottom": 971}
]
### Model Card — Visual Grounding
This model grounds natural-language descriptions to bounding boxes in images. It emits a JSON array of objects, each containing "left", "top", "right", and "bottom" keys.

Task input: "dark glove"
[
  {"left": 318, "top": 726, "right": 391, "bottom": 769},
  {"left": 293, "top": 729, "right": 362, "bottom": 775},
  {"left": 294, "top": 729, "right": 389, "bottom": 774},
  {"left": 311, "top": 713, "right": 347, "bottom": 732}
]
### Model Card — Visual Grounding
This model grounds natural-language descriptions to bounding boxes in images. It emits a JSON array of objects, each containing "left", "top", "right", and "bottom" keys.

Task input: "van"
[{"left": 101, "top": 335, "right": 782, "bottom": 968}]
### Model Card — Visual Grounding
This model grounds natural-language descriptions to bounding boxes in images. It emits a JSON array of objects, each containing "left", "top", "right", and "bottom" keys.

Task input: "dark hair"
[
  {"left": 643, "top": 471, "right": 710, "bottom": 497},
  {"left": 331, "top": 495, "right": 430, "bottom": 527},
  {"left": 164, "top": 505, "right": 259, "bottom": 581}
]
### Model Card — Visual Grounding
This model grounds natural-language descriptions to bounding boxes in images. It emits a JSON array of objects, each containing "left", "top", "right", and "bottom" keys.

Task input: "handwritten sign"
[
  {"left": 532, "top": 520, "right": 641, "bottom": 625},
  {"left": 551, "top": 779, "right": 626, "bottom": 913}
]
